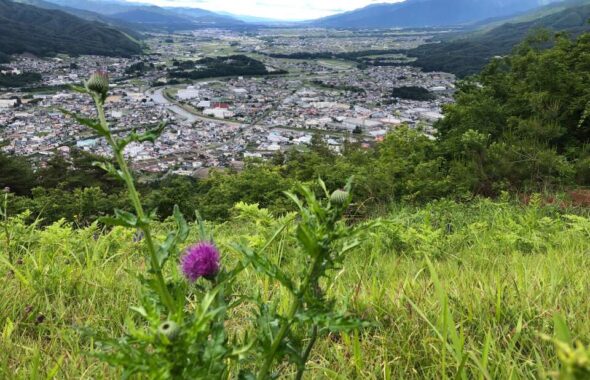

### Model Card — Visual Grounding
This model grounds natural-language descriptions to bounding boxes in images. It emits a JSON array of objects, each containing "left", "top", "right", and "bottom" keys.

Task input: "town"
[{"left": 0, "top": 28, "right": 455, "bottom": 177}]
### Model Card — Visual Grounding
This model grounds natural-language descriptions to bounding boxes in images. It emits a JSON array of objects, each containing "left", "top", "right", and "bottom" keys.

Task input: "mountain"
[
  {"left": 0, "top": 0, "right": 142, "bottom": 58},
  {"left": 41, "top": 0, "right": 243, "bottom": 30},
  {"left": 216, "top": 11, "right": 284, "bottom": 24},
  {"left": 14, "top": 0, "right": 144, "bottom": 39},
  {"left": 38, "top": 0, "right": 138, "bottom": 15},
  {"left": 107, "top": 7, "right": 200, "bottom": 30},
  {"left": 165, "top": 7, "right": 244, "bottom": 27},
  {"left": 406, "top": 1, "right": 590, "bottom": 76},
  {"left": 312, "top": 0, "right": 563, "bottom": 28}
]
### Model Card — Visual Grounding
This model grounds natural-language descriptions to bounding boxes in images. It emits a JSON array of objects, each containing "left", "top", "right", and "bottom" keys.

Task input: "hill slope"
[
  {"left": 407, "top": 2, "right": 590, "bottom": 76},
  {"left": 41, "top": 0, "right": 243, "bottom": 30},
  {"left": 14, "top": 0, "right": 144, "bottom": 39},
  {"left": 312, "top": 0, "right": 561, "bottom": 28},
  {"left": 0, "top": 0, "right": 142, "bottom": 58}
]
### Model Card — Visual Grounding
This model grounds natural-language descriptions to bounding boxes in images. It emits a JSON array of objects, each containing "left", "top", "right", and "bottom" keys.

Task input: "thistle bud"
[
  {"left": 330, "top": 189, "right": 349, "bottom": 205},
  {"left": 85, "top": 70, "right": 109, "bottom": 97},
  {"left": 158, "top": 320, "right": 180, "bottom": 341}
]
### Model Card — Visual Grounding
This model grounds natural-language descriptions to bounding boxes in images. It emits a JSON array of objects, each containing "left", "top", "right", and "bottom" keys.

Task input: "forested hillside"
[
  {"left": 311, "top": 0, "right": 557, "bottom": 28},
  {"left": 0, "top": 0, "right": 142, "bottom": 58},
  {"left": 408, "top": 2, "right": 590, "bottom": 76}
]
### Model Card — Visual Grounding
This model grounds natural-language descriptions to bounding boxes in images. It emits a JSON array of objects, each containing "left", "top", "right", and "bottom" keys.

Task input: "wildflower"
[
  {"left": 330, "top": 189, "right": 349, "bottom": 205},
  {"left": 85, "top": 70, "right": 109, "bottom": 97},
  {"left": 3, "top": 187, "right": 9, "bottom": 193},
  {"left": 180, "top": 242, "right": 220, "bottom": 282}
]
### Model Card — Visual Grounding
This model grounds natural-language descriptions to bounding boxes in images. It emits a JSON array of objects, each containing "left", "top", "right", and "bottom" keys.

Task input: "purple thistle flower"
[{"left": 181, "top": 242, "right": 220, "bottom": 282}]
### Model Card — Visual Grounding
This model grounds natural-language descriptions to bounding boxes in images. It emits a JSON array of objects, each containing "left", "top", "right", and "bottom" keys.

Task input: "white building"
[{"left": 0, "top": 99, "right": 17, "bottom": 109}]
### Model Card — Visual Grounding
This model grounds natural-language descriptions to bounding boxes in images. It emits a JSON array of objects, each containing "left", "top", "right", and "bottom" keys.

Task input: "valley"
[
  {"left": 1, "top": 0, "right": 589, "bottom": 378},
  {"left": 1, "top": 29, "right": 454, "bottom": 176}
]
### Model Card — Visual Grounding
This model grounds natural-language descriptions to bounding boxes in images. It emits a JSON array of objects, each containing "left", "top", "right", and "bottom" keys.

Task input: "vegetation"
[
  {"left": 391, "top": 86, "right": 434, "bottom": 101},
  {"left": 0, "top": 0, "right": 142, "bottom": 58},
  {"left": 3, "top": 32, "right": 590, "bottom": 225},
  {"left": 2, "top": 191, "right": 590, "bottom": 378},
  {"left": 0, "top": 51, "right": 10, "bottom": 63},
  {"left": 169, "top": 55, "right": 287, "bottom": 80},
  {"left": 125, "top": 61, "right": 154, "bottom": 75},
  {"left": 1, "top": 27, "right": 590, "bottom": 380},
  {"left": 311, "top": 80, "right": 366, "bottom": 94},
  {"left": 406, "top": 4, "right": 590, "bottom": 77},
  {"left": 0, "top": 72, "right": 42, "bottom": 88},
  {"left": 311, "top": 0, "right": 552, "bottom": 29}
]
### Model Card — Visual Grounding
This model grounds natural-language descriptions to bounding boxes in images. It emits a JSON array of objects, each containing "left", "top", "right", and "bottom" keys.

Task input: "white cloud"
[{"left": 124, "top": 0, "right": 404, "bottom": 20}]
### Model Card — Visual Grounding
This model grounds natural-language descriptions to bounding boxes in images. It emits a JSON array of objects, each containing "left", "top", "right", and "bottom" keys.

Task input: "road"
[{"left": 149, "top": 88, "right": 244, "bottom": 126}]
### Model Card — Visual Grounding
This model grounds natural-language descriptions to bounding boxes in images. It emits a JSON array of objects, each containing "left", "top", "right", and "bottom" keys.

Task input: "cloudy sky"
[{"left": 125, "top": 0, "right": 404, "bottom": 20}]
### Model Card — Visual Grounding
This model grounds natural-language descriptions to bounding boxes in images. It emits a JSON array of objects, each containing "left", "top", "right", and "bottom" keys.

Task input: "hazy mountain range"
[
  {"left": 1, "top": 0, "right": 588, "bottom": 62},
  {"left": 311, "top": 0, "right": 564, "bottom": 28},
  {"left": 406, "top": 0, "right": 590, "bottom": 76},
  {"left": 5, "top": 0, "right": 571, "bottom": 30},
  {"left": 17, "top": 0, "right": 244, "bottom": 30}
]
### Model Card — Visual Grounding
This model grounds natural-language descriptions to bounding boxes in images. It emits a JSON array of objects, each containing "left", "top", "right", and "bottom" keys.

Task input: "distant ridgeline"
[
  {"left": 407, "top": 3, "right": 590, "bottom": 77},
  {"left": 168, "top": 55, "right": 287, "bottom": 80},
  {"left": 266, "top": 4, "right": 590, "bottom": 77},
  {"left": 0, "top": 0, "right": 142, "bottom": 59}
]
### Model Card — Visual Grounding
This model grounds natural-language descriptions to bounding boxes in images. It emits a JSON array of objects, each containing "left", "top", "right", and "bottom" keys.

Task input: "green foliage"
[
  {"left": 0, "top": 51, "right": 10, "bottom": 63},
  {"left": 437, "top": 31, "right": 590, "bottom": 193},
  {"left": 0, "top": 72, "right": 41, "bottom": 88},
  {"left": 0, "top": 152, "right": 36, "bottom": 196},
  {"left": 392, "top": 86, "right": 435, "bottom": 101},
  {"left": 49, "top": 74, "right": 366, "bottom": 379},
  {"left": 407, "top": 4, "right": 590, "bottom": 76},
  {"left": 125, "top": 61, "right": 154, "bottom": 75},
  {"left": 0, "top": 0, "right": 142, "bottom": 58},
  {"left": 1, "top": 196, "right": 590, "bottom": 378},
  {"left": 169, "top": 55, "right": 287, "bottom": 80}
]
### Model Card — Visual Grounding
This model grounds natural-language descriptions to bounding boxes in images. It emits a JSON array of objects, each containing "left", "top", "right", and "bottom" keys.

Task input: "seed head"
[
  {"left": 180, "top": 241, "right": 220, "bottom": 282},
  {"left": 85, "top": 70, "right": 109, "bottom": 97}
]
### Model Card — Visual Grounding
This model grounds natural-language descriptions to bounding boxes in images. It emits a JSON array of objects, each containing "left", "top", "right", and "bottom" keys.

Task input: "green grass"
[
  {"left": 316, "top": 60, "right": 356, "bottom": 70},
  {"left": 1, "top": 198, "right": 589, "bottom": 378}
]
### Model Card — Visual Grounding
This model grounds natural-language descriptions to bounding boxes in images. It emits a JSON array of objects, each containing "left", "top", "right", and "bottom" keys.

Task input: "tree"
[
  {"left": 436, "top": 32, "right": 590, "bottom": 193},
  {"left": 0, "top": 152, "right": 36, "bottom": 195}
]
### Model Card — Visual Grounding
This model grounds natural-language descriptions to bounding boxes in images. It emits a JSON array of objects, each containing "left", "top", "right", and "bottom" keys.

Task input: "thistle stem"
[
  {"left": 94, "top": 95, "right": 176, "bottom": 313},
  {"left": 296, "top": 325, "right": 318, "bottom": 380},
  {"left": 256, "top": 255, "right": 320, "bottom": 380},
  {"left": 2, "top": 192, "right": 11, "bottom": 264}
]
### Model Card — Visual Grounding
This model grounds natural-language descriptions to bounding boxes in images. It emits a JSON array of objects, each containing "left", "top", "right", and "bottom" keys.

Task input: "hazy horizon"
[{"left": 122, "top": 0, "right": 405, "bottom": 21}]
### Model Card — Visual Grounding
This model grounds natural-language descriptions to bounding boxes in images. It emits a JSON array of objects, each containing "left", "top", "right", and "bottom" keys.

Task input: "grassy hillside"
[
  {"left": 408, "top": 3, "right": 590, "bottom": 76},
  {"left": 0, "top": 0, "right": 142, "bottom": 58},
  {"left": 1, "top": 198, "right": 590, "bottom": 378}
]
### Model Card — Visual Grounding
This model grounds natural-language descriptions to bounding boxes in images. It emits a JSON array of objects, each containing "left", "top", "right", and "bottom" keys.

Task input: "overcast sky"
[{"left": 124, "top": 0, "right": 404, "bottom": 20}]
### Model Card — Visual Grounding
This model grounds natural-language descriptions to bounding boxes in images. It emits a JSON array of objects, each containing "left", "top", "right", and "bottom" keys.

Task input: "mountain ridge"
[
  {"left": 0, "top": 0, "right": 142, "bottom": 59},
  {"left": 311, "top": 0, "right": 564, "bottom": 28},
  {"left": 406, "top": 1, "right": 590, "bottom": 76},
  {"left": 40, "top": 0, "right": 244, "bottom": 30}
]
